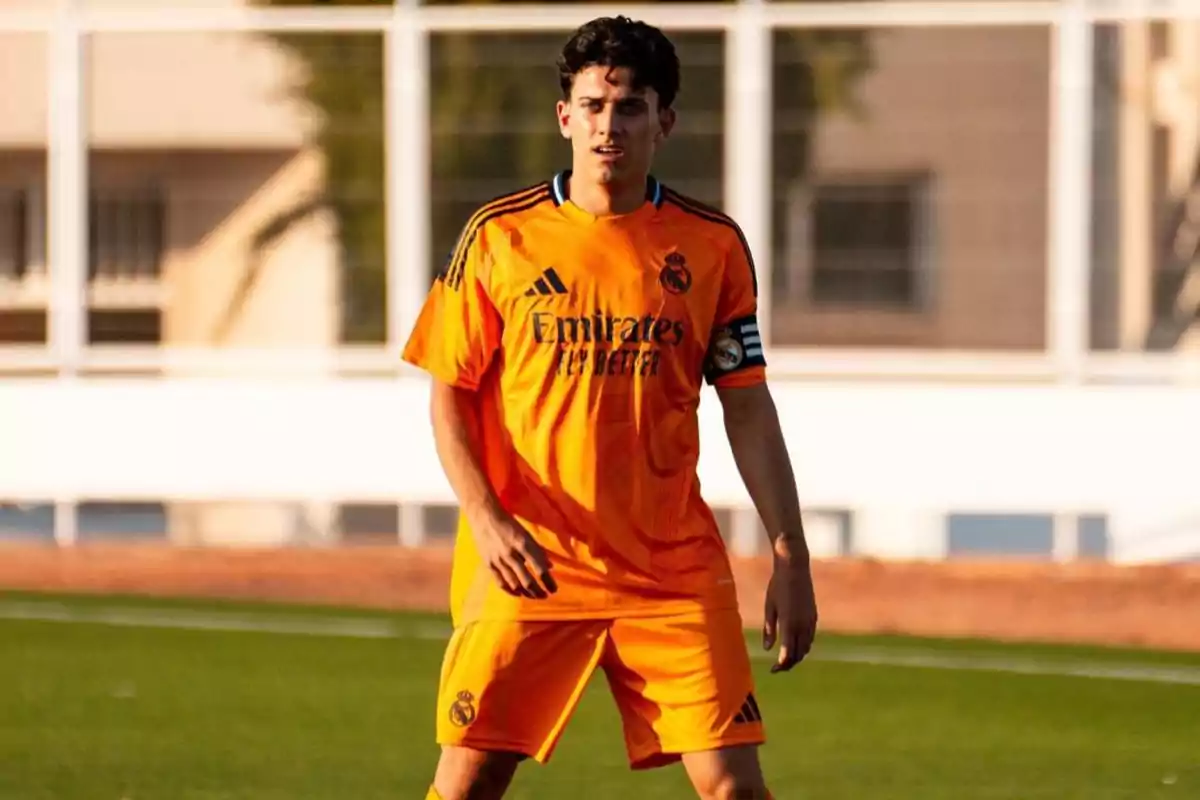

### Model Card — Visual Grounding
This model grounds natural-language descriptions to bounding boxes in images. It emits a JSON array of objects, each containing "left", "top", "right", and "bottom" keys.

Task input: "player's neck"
[{"left": 566, "top": 174, "right": 647, "bottom": 217}]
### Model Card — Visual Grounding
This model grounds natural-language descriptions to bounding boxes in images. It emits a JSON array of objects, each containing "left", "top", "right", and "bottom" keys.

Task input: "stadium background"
[
  {"left": 0, "top": 0, "right": 1198, "bottom": 633},
  {"left": 0, "top": 2, "right": 1198, "bottom": 797}
]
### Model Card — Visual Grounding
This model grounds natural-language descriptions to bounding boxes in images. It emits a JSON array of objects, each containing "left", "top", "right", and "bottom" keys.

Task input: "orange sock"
[{"left": 426, "top": 788, "right": 443, "bottom": 800}]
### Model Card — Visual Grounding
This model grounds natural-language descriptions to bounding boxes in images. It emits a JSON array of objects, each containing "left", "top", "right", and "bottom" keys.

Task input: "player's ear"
[
  {"left": 656, "top": 106, "right": 677, "bottom": 142},
  {"left": 555, "top": 99, "right": 572, "bottom": 139}
]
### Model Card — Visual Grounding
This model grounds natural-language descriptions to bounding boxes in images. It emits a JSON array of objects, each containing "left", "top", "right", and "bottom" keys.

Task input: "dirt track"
[{"left": 1, "top": 543, "right": 1198, "bottom": 652}]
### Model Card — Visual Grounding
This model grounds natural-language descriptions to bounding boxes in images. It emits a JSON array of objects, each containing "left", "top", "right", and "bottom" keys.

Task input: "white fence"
[
  {"left": 1, "top": 377, "right": 1198, "bottom": 563},
  {"left": 4, "top": 0, "right": 1200, "bottom": 379},
  {"left": 0, "top": 1, "right": 1198, "bottom": 561}
]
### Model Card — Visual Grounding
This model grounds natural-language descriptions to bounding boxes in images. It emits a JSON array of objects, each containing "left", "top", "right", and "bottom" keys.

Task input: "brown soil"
[{"left": 2, "top": 543, "right": 1198, "bottom": 652}]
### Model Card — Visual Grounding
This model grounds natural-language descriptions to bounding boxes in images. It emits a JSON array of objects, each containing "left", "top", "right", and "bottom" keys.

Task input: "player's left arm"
[{"left": 705, "top": 230, "right": 818, "bottom": 673}]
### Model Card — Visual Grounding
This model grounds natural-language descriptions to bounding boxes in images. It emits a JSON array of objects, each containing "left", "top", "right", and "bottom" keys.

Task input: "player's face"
[{"left": 557, "top": 65, "right": 676, "bottom": 189}]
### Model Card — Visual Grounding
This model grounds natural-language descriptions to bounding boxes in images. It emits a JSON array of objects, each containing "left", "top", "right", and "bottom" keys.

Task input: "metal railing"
[{"left": 0, "top": 0, "right": 1198, "bottom": 382}]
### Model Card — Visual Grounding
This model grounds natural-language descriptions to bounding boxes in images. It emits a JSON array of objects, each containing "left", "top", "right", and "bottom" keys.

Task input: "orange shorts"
[{"left": 434, "top": 609, "right": 765, "bottom": 769}]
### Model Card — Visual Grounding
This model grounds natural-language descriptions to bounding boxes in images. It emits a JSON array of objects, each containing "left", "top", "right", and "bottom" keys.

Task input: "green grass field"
[{"left": 2, "top": 591, "right": 1198, "bottom": 799}]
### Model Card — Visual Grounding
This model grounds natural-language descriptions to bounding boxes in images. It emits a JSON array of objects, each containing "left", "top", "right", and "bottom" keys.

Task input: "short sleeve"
[
  {"left": 703, "top": 227, "right": 766, "bottom": 388},
  {"left": 401, "top": 221, "right": 502, "bottom": 390}
]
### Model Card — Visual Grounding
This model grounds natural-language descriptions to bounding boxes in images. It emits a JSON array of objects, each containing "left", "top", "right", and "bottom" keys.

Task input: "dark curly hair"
[{"left": 557, "top": 16, "right": 681, "bottom": 110}]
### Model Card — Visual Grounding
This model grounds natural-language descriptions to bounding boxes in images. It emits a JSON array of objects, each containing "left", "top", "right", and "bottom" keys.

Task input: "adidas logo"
[
  {"left": 732, "top": 693, "right": 763, "bottom": 725},
  {"left": 524, "top": 268, "right": 569, "bottom": 297}
]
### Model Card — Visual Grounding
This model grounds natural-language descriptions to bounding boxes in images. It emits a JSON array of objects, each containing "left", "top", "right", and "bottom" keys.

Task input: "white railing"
[{"left": 0, "top": 0, "right": 1197, "bottom": 382}]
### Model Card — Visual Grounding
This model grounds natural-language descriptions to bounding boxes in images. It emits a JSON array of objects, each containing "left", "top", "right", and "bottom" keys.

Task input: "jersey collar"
[{"left": 551, "top": 170, "right": 664, "bottom": 224}]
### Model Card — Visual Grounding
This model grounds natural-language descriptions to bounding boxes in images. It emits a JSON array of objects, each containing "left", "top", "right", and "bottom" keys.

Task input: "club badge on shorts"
[{"left": 449, "top": 690, "right": 477, "bottom": 727}]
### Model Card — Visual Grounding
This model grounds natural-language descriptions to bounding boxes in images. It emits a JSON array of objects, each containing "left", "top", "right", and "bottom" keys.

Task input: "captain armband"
[{"left": 703, "top": 314, "right": 766, "bottom": 385}]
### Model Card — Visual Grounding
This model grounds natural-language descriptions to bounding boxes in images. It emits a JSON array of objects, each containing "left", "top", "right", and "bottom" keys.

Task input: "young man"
[{"left": 403, "top": 15, "right": 817, "bottom": 800}]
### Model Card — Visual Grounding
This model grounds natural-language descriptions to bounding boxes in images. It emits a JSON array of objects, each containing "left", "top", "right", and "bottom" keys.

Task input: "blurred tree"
[
  {"left": 773, "top": 27, "right": 874, "bottom": 294},
  {"left": 250, "top": 0, "right": 872, "bottom": 343},
  {"left": 250, "top": 0, "right": 388, "bottom": 344}
]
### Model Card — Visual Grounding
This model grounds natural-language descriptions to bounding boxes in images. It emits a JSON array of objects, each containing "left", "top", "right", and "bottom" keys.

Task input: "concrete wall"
[{"left": 0, "top": 27, "right": 312, "bottom": 149}]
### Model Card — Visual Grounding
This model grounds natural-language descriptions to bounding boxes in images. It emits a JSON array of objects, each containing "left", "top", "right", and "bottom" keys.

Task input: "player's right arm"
[
  {"left": 429, "top": 383, "right": 556, "bottom": 599},
  {"left": 402, "top": 221, "right": 557, "bottom": 600}
]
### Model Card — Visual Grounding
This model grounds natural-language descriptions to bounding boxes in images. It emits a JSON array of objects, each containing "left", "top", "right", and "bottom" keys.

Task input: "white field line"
[{"left": 3, "top": 600, "right": 1200, "bottom": 687}]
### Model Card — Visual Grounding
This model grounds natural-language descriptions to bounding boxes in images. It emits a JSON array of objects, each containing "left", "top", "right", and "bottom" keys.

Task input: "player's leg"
[
  {"left": 429, "top": 746, "right": 523, "bottom": 800},
  {"left": 602, "top": 608, "right": 773, "bottom": 799},
  {"left": 679, "top": 743, "right": 770, "bottom": 800},
  {"left": 429, "top": 618, "right": 608, "bottom": 799}
]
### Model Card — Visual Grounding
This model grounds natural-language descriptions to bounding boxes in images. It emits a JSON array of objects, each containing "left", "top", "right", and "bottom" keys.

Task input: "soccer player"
[{"left": 403, "top": 15, "right": 817, "bottom": 800}]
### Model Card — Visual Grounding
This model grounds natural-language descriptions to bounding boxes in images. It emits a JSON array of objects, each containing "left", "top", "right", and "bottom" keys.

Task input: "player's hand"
[
  {"left": 762, "top": 536, "right": 818, "bottom": 673},
  {"left": 468, "top": 509, "right": 558, "bottom": 599}
]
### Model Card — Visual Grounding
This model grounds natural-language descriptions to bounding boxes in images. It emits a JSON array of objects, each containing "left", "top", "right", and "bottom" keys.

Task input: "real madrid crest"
[
  {"left": 448, "top": 690, "right": 477, "bottom": 727},
  {"left": 659, "top": 252, "right": 692, "bottom": 295},
  {"left": 711, "top": 327, "right": 744, "bottom": 372}
]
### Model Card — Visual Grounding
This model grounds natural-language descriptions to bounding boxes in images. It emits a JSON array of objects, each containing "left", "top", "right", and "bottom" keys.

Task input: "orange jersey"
[{"left": 403, "top": 171, "right": 767, "bottom": 624}]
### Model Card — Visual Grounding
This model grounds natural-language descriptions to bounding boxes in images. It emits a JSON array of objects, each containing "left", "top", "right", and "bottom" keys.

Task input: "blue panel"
[
  {"left": 78, "top": 502, "right": 167, "bottom": 541},
  {"left": 0, "top": 503, "right": 55, "bottom": 541},
  {"left": 946, "top": 513, "right": 1054, "bottom": 558},
  {"left": 1076, "top": 514, "right": 1110, "bottom": 559}
]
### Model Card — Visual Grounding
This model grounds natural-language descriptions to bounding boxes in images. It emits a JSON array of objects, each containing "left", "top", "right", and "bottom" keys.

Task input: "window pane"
[
  {"left": 946, "top": 513, "right": 1054, "bottom": 559},
  {"left": 338, "top": 503, "right": 400, "bottom": 546},
  {"left": 428, "top": 30, "right": 724, "bottom": 282},
  {"left": 424, "top": 0, "right": 732, "bottom": 4},
  {"left": 0, "top": 503, "right": 54, "bottom": 543},
  {"left": 88, "top": 309, "right": 162, "bottom": 344},
  {"left": 809, "top": 178, "right": 923, "bottom": 308},
  {"left": 771, "top": 25, "right": 1051, "bottom": 349},
  {"left": 1090, "top": 22, "right": 1200, "bottom": 352},
  {"left": 1077, "top": 515, "right": 1110, "bottom": 560},
  {"left": 76, "top": 502, "right": 168, "bottom": 543},
  {"left": 82, "top": 0, "right": 398, "bottom": 7},
  {"left": 0, "top": 31, "right": 48, "bottom": 349},
  {"left": 86, "top": 29, "right": 388, "bottom": 350},
  {"left": 0, "top": 310, "right": 47, "bottom": 345}
]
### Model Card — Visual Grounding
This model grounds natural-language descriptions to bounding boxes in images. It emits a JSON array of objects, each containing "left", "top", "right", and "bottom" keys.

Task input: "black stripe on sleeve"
[
  {"left": 663, "top": 188, "right": 758, "bottom": 298},
  {"left": 439, "top": 187, "right": 551, "bottom": 292}
]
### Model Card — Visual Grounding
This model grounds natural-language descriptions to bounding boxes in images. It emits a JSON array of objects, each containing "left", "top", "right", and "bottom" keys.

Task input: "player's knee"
[
  {"left": 694, "top": 773, "right": 770, "bottom": 800},
  {"left": 433, "top": 746, "right": 523, "bottom": 800},
  {"left": 684, "top": 745, "right": 769, "bottom": 800}
]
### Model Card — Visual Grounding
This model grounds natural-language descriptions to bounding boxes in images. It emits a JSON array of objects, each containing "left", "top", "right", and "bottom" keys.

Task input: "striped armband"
[{"left": 704, "top": 315, "right": 766, "bottom": 384}]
